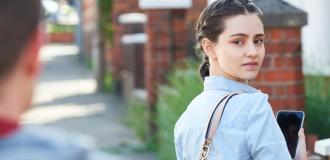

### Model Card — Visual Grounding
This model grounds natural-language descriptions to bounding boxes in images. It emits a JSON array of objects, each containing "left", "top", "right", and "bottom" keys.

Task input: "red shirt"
[{"left": 0, "top": 117, "right": 19, "bottom": 138}]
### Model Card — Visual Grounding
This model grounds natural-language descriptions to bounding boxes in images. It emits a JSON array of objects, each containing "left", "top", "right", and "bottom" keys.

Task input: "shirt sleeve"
[
  {"left": 246, "top": 93, "right": 292, "bottom": 160},
  {"left": 174, "top": 119, "right": 183, "bottom": 160},
  {"left": 174, "top": 137, "right": 184, "bottom": 160}
]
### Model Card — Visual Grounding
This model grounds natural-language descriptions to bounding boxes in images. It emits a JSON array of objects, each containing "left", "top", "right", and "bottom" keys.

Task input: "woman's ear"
[{"left": 201, "top": 38, "right": 217, "bottom": 60}]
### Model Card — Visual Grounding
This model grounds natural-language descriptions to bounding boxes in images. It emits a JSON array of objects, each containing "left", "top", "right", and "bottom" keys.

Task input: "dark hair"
[
  {"left": 0, "top": 0, "right": 41, "bottom": 79},
  {"left": 196, "top": 0, "right": 263, "bottom": 80}
]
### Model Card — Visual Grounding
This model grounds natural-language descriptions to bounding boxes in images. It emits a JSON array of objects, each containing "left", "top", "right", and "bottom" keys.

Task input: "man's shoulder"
[{"left": 0, "top": 126, "right": 95, "bottom": 160}]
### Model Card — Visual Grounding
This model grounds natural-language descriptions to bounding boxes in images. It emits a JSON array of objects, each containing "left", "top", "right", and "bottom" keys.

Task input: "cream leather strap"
[{"left": 199, "top": 91, "right": 244, "bottom": 160}]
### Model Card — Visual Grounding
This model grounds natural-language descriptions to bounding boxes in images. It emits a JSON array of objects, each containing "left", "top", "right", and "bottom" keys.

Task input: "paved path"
[{"left": 22, "top": 44, "right": 156, "bottom": 160}]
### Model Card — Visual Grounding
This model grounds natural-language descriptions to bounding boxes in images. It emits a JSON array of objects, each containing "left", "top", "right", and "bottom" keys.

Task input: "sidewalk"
[{"left": 22, "top": 43, "right": 156, "bottom": 160}]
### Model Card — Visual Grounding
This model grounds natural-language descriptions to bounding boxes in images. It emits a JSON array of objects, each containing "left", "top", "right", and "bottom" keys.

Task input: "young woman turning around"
[{"left": 174, "top": 0, "right": 307, "bottom": 159}]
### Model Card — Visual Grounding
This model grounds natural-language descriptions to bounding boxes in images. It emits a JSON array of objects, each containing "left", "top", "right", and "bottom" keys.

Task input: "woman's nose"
[{"left": 246, "top": 42, "right": 258, "bottom": 57}]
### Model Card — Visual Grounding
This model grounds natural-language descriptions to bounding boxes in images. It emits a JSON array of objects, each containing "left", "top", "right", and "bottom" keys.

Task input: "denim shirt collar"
[{"left": 203, "top": 76, "right": 258, "bottom": 93}]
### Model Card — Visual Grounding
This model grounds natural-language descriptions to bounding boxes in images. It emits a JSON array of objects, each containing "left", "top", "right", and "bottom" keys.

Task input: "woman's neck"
[{"left": 209, "top": 65, "right": 246, "bottom": 83}]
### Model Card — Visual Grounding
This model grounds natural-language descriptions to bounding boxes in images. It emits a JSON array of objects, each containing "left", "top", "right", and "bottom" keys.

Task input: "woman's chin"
[{"left": 241, "top": 73, "right": 258, "bottom": 81}]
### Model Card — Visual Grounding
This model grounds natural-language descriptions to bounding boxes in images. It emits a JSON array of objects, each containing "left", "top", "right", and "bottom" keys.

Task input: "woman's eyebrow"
[
  {"left": 230, "top": 33, "right": 248, "bottom": 37},
  {"left": 255, "top": 33, "right": 265, "bottom": 38},
  {"left": 230, "top": 33, "right": 265, "bottom": 38}
]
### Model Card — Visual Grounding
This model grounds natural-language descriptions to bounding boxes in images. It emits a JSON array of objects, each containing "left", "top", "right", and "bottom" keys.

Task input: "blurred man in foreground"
[{"left": 0, "top": 1, "right": 98, "bottom": 159}]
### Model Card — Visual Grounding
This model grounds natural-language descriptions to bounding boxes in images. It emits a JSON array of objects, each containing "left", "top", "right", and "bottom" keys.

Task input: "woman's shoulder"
[
  {"left": 230, "top": 91, "right": 271, "bottom": 113},
  {"left": 239, "top": 91, "right": 274, "bottom": 118},
  {"left": 243, "top": 91, "right": 269, "bottom": 104}
]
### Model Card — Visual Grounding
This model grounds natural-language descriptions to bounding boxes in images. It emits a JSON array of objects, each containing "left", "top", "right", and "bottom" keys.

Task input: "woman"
[{"left": 174, "top": 0, "right": 307, "bottom": 159}]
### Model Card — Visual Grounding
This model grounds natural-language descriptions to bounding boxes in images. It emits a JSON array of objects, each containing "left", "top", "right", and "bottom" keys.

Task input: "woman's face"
[{"left": 211, "top": 13, "right": 265, "bottom": 82}]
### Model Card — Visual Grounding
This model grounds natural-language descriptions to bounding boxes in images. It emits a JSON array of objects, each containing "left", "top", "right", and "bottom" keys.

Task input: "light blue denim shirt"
[{"left": 174, "top": 76, "right": 291, "bottom": 160}]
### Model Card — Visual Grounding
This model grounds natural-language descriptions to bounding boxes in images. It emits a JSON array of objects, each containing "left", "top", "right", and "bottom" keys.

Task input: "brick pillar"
[
  {"left": 110, "top": 0, "right": 142, "bottom": 79},
  {"left": 186, "top": 0, "right": 207, "bottom": 57},
  {"left": 252, "top": 0, "right": 307, "bottom": 113},
  {"left": 144, "top": 9, "right": 187, "bottom": 106},
  {"left": 82, "top": 0, "right": 97, "bottom": 61},
  {"left": 254, "top": 27, "right": 304, "bottom": 112}
]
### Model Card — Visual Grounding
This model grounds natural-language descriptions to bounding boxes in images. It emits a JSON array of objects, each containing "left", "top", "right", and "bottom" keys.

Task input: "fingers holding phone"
[
  {"left": 276, "top": 110, "right": 305, "bottom": 159},
  {"left": 295, "top": 128, "right": 307, "bottom": 160}
]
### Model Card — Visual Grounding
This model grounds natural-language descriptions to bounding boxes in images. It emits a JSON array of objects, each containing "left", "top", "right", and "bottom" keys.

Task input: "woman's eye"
[
  {"left": 233, "top": 40, "right": 243, "bottom": 45},
  {"left": 254, "top": 39, "right": 264, "bottom": 45}
]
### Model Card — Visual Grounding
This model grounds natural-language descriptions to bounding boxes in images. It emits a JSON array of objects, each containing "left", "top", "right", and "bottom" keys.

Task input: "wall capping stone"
[
  {"left": 254, "top": 0, "right": 307, "bottom": 27},
  {"left": 139, "top": 0, "right": 192, "bottom": 9}
]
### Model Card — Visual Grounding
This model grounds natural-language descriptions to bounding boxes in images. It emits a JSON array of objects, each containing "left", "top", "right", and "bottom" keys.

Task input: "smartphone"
[{"left": 276, "top": 110, "right": 305, "bottom": 159}]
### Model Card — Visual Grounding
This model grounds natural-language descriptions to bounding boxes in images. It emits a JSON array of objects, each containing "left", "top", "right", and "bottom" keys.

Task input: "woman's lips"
[{"left": 242, "top": 62, "right": 259, "bottom": 71}]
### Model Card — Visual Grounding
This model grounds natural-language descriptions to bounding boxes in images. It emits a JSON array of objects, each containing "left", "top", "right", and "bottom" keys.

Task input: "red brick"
[
  {"left": 283, "top": 41, "right": 301, "bottom": 53},
  {"left": 273, "top": 86, "right": 287, "bottom": 97},
  {"left": 187, "top": 0, "right": 206, "bottom": 22},
  {"left": 287, "top": 84, "right": 305, "bottom": 95},
  {"left": 261, "top": 56, "right": 273, "bottom": 69},
  {"left": 254, "top": 72, "right": 265, "bottom": 82},
  {"left": 265, "top": 29, "right": 272, "bottom": 40},
  {"left": 269, "top": 97, "right": 304, "bottom": 110},
  {"left": 265, "top": 42, "right": 282, "bottom": 53},
  {"left": 270, "top": 28, "right": 285, "bottom": 41},
  {"left": 264, "top": 70, "right": 303, "bottom": 81},
  {"left": 253, "top": 85, "right": 272, "bottom": 95},
  {"left": 275, "top": 55, "right": 302, "bottom": 68},
  {"left": 174, "top": 50, "right": 187, "bottom": 61},
  {"left": 171, "top": 10, "right": 186, "bottom": 19},
  {"left": 286, "top": 27, "right": 301, "bottom": 40},
  {"left": 173, "top": 20, "right": 186, "bottom": 33},
  {"left": 47, "top": 33, "right": 74, "bottom": 43}
]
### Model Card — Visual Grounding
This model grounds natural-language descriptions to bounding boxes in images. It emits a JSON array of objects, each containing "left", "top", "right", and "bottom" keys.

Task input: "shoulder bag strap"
[{"left": 199, "top": 91, "right": 244, "bottom": 160}]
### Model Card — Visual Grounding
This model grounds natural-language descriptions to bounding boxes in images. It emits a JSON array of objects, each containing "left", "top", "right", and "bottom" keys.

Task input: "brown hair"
[
  {"left": 0, "top": 0, "right": 41, "bottom": 79},
  {"left": 196, "top": 0, "right": 263, "bottom": 80}
]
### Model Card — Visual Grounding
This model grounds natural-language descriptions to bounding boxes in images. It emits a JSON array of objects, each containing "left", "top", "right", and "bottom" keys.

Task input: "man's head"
[{"left": 0, "top": 0, "right": 42, "bottom": 119}]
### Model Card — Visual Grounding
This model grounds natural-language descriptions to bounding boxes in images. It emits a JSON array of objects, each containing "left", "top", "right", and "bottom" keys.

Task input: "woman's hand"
[{"left": 295, "top": 128, "right": 307, "bottom": 160}]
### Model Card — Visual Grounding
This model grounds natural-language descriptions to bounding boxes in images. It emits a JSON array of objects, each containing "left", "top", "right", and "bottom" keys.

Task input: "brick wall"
[
  {"left": 186, "top": 0, "right": 206, "bottom": 24},
  {"left": 47, "top": 32, "right": 74, "bottom": 43},
  {"left": 251, "top": 27, "right": 304, "bottom": 112},
  {"left": 110, "top": 0, "right": 142, "bottom": 78},
  {"left": 186, "top": 0, "right": 207, "bottom": 57},
  {"left": 82, "top": 0, "right": 98, "bottom": 60},
  {"left": 144, "top": 9, "right": 187, "bottom": 105}
]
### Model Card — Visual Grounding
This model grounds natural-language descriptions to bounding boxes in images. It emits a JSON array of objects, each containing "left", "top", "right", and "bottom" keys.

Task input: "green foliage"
[
  {"left": 46, "top": 24, "right": 75, "bottom": 33},
  {"left": 103, "top": 72, "right": 114, "bottom": 93},
  {"left": 156, "top": 60, "right": 203, "bottom": 160},
  {"left": 305, "top": 75, "right": 330, "bottom": 139},
  {"left": 84, "top": 57, "right": 93, "bottom": 70},
  {"left": 125, "top": 96, "right": 158, "bottom": 151},
  {"left": 98, "top": 0, "right": 113, "bottom": 41},
  {"left": 127, "top": 98, "right": 150, "bottom": 141}
]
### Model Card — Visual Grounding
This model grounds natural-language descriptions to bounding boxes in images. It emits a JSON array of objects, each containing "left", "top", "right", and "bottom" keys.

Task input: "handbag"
[{"left": 199, "top": 91, "right": 244, "bottom": 160}]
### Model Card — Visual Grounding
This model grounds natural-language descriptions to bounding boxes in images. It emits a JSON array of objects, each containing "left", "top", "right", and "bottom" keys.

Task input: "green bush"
[
  {"left": 126, "top": 97, "right": 157, "bottom": 151},
  {"left": 305, "top": 75, "right": 330, "bottom": 139},
  {"left": 156, "top": 60, "right": 203, "bottom": 160},
  {"left": 98, "top": 0, "right": 113, "bottom": 41},
  {"left": 103, "top": 72, "right": 114, "bottom": 93},
  {"left": 127, "top": 98, "right": 150, "bottom": 141},
  {"left": 46, "top": 24, "right": 75, "bottom": 33}
]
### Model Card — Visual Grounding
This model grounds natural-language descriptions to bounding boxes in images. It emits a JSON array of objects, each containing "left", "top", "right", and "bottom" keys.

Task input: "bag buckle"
[{"left": 199, "top": 143, "right": 210, "bottom": 160}]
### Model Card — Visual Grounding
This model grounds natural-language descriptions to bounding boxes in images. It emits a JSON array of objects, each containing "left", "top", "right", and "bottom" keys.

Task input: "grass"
[{"left": 304, "top": 75, "right": 330, "bottom": 139}]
